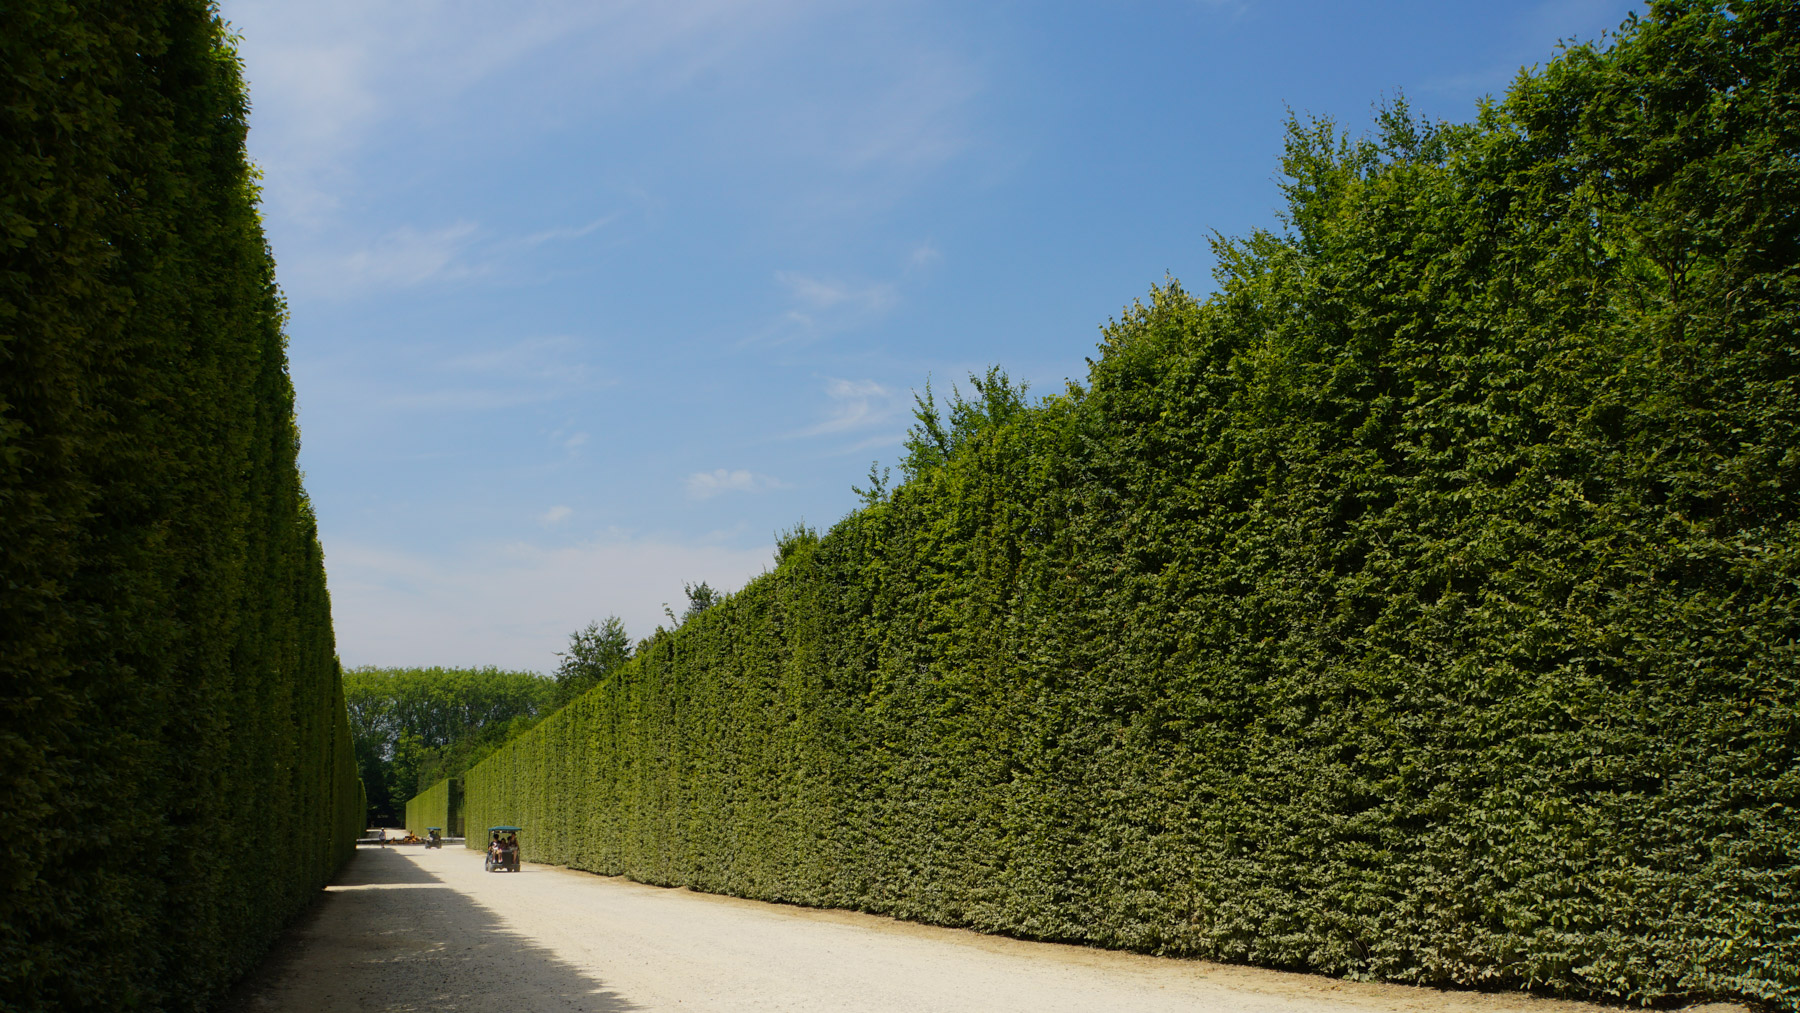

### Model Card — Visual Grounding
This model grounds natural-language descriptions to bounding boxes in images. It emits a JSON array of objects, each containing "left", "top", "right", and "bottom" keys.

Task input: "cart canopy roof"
[{"left": 488, "top": 825, "right": 522, "bottom": 832}]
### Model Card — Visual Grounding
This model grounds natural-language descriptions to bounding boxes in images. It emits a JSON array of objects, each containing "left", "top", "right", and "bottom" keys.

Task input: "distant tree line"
[
  {"left": 0, "top": 2, "right": 362, "bottom": 1009},
  {"left": 368, "top": 617, "right": 649, "bottom": 825},
  {"left": 464, "top": 4, "right": 1796, "bottom": 1009},
  {"left": 346, "top": 666, "right": 557, "bottom": 822}
]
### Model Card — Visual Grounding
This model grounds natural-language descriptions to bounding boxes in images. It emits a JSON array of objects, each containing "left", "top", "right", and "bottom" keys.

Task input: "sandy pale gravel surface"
[{"left": 227, "top": 841, "right": 1748, "bottom": 1013}]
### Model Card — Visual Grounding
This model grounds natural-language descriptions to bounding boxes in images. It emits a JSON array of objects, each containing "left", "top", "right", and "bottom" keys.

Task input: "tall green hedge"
[
  {"left": 467, "top": 4, "right": 1797, "bottom": 1008},
  {"left": 405, "top": 777, "right": 463, "bottom": 839},
  {"left": 0, "top": 3, "right": 362, "bottom": 1009}
]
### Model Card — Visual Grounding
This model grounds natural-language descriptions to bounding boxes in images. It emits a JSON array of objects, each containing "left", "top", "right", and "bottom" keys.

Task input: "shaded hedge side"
[
  {"left": 0, "top": 3, "right": 361, "bottom": 1009},
  {"left": 468, "top": 3, "right": 1794, "bottom": 1008}
]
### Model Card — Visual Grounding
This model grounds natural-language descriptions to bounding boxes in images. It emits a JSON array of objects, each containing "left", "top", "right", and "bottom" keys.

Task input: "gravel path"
[{"left": 227, "top": 841, "right": 1744, "bottom": 1013}]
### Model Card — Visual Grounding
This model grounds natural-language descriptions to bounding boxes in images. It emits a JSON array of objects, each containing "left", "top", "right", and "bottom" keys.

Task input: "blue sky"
[{"left": 220, "top": 0, "right": 1643, "bottom": 672}]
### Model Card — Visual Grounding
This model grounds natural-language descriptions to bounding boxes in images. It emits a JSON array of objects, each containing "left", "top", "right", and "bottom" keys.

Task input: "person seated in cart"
[
  {"left": 425, "top": 827, "right": 442, "bottom": 848},
  {"left": 485, "top": 825, "right": 522, "bottom": 871}
]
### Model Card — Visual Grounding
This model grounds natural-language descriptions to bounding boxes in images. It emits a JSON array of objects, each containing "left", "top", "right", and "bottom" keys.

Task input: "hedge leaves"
[
  {"left": 1, "top": 4, "right": 361, "bottom": 1009},
  {"left": 470, "top": 3, "right": 1795, "bottom": 1007}
]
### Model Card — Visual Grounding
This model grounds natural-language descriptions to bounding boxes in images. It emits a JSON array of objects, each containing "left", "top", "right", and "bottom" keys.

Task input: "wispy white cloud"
[
  {"left": 836, "top": 432, "right": 906, "bottom": 455},
  {"left": 377, "top": 386, "right": 567, "bottom": 412},
  {"left": 229, "top": 0, "right": 989, "bottom": 322},
  {"left": 430, "top": 337, "right": 601, "bottom": 409},
  {"left": 520, "top": 214, "right": 619, "bottom": 248},
  {"left": 795, "top": 378, "right": 898, "bottom": 438},
  {"left": 439, "top": 335, "right": 590, "bottom": 380},
  {"left": 313, "top": 335, "right": 607, "bottom": 414},
  {"left": 539, "top": 505, "right": 573, "bottom": 525},
  {"left": 834, "top": 52, "right": 976, "bottom": 175},
  {"left": 288, "top": 213, "right": 636, "bottom": 301},
  {"left": 543, "top": 421, "right": 591, "bottom": 456},
  {"left": 286, "top": 221, "right": 481, "bottom": 297},
  {"left": 228, "top": 0, "right": 821, "bottom": 222},
  {"left": 778, "top": 271, "right": 898, "bottom": 314},
  {"left": 748, "top": 271, "right": 902, "bottom": 345},
  {"left": 685, "top": 468, "right": 786, "bottom": 500}
]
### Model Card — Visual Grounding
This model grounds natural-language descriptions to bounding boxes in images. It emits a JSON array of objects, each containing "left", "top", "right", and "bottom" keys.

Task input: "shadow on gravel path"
[
  {"left": 226, "top": 847, "right": 636, "bottom": 1013},
  {"left": 331, "top": 845, "right": 442, "bottom": 886}
]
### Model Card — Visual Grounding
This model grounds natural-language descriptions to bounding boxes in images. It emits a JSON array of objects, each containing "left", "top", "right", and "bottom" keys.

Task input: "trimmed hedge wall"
[
  {"left": 406, "top": 778, "right": 463, "bottom": 839},
  {"left": 0, "top": 3, "right": 362, "bottom": 1010},
  {"left": 467, "top": 4, "right": 1797, "bottom": 1009}
]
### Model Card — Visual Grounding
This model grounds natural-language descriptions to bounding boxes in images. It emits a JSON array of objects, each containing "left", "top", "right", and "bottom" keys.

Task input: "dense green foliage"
[
  {"left": 405, "top": 777, "right": 463, "bottom": 839},
  {"left": 467, "top": 4, "right": 1797, "bottom": 1008},
  {"left": 400, "top": 631, "right": 626, "bottom": 836},
  {"left": 0, "top": 2, "right": 362, "bottom": 1009},
  {"left": 552, "top": 617, "right": 633, "bottom": 709},
  {"left": 346, "top": 666, "right": 555, "bottom": 822}
]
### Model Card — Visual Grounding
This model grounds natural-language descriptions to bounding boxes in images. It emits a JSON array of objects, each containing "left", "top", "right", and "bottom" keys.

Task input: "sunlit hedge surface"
[
  {"left": 468, "top": 4, "right": 1794, "bottom": 1008},
  {"left": 0, "top": 3, "right": 362, "bottom": 1009},
  {"left": 406, "top": 778, "right": 464, "bottom": 839}
]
